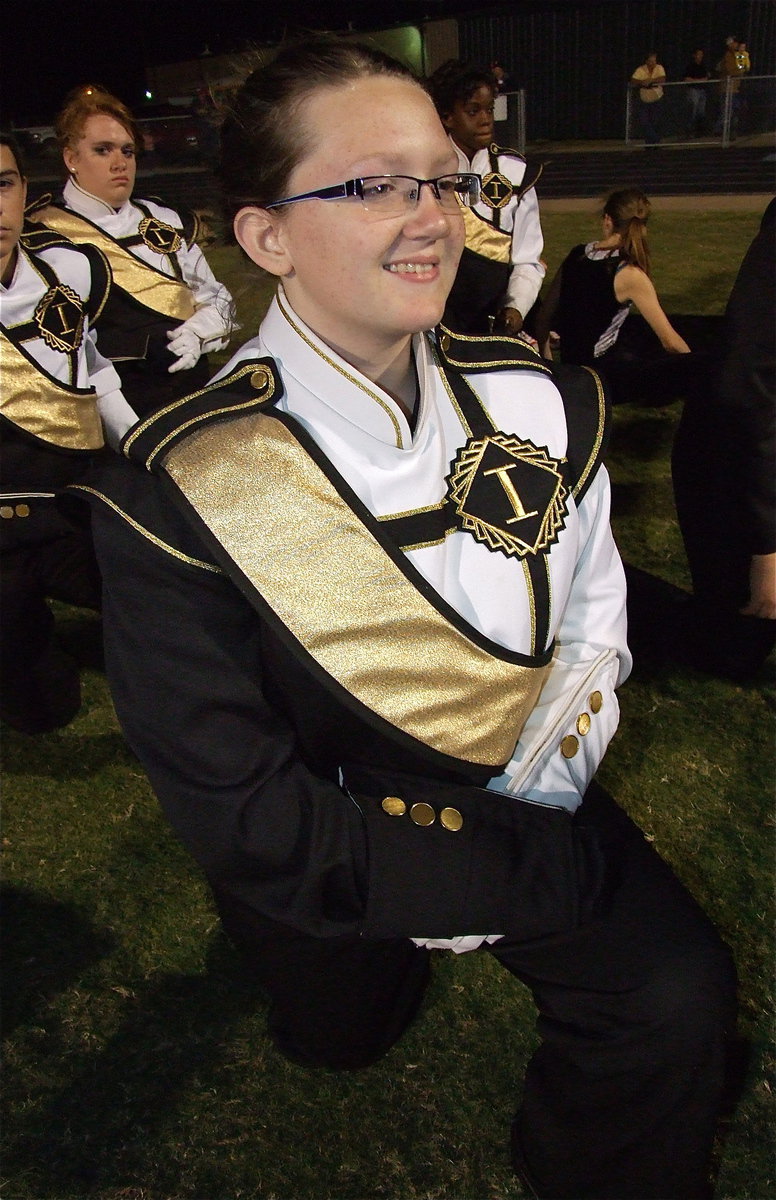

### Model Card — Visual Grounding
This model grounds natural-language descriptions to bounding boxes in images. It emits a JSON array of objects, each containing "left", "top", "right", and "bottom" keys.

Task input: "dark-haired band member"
[
  {"left": 427, "top": 60, "right": 544, "bottom": 337},
  {"left": 74, "top": 40, "right": 735, "bottom": 1200},
  {"left": 0, "top": 134, "right": 134, "bottom": 732}
]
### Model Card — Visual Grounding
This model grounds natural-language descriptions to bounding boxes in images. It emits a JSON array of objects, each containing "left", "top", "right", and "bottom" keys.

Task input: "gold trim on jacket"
[
  {"left": 461, "top": 204, "right": 512, "bottom": 264},
  {"left": 163, "top": 411, "right": 551, "bottom": 769},
  {"left": 31, "top": 206, "right": 195, "bottom": 321},
  {"left": 0, "top": 329, "right": 103, "bottom": 450}
]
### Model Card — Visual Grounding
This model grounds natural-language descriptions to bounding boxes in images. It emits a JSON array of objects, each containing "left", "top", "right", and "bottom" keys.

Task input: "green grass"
[{"left": 2, "top": 210, "right": 774, "bottom": 1200}]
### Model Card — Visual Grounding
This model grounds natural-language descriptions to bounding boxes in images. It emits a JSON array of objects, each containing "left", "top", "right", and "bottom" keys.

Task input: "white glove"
[
  {"left": 182, "top": 303, "right": 232, "bottom": 346},
  {"left": 167, "top": 324, "right": 202, "bottom": 373},
  {"left": 97, "top": 389, "right": 139, "bottom": 449}
]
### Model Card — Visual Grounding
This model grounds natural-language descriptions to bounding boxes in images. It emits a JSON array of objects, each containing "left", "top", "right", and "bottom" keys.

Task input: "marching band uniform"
[
  {"left": 30, "top": 178, "right": 235, "bottom": 418},
  {"left": 72, "top": 289, "right": 735, "bottom": 1198},
  {"left": 0, "top": 225, "right": 134, "bottom": 732},
  {"left": 443, "top": 139, "right": 545, "bottom": 335}
]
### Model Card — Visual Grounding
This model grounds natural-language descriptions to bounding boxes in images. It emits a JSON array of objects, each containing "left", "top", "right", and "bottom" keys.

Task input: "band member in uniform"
[
  {"left": 29, "top": 87, "right": 235, "bottom": 419},
  {"left": 427, "top": 59, "right": 544, "bottom": 336},
  {"left": 0, "top": 134, "right": 134, "bottom": 733},
  {"left": 73, "top": 40, "right": 735, "bottom": 1199}
]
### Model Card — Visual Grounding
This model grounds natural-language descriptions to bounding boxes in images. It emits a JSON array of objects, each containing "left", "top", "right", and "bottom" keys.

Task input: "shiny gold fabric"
[
  {"left": 32, "top": 207, "right": 195, "bottom": 321},
  {"left": 0, "top": 330, "right": 103, "bottom": 449},
  {"left": 461, "top": 204, "right": 512, "bottom": 264},
  {"left": 164, "top": 413, "right": 550, "bottom": 768}
]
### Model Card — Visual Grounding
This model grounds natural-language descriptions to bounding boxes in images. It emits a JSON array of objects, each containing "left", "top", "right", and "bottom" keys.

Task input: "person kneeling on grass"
[{"left": 72, "top": 39, "right": 736, "bottom": 1200}]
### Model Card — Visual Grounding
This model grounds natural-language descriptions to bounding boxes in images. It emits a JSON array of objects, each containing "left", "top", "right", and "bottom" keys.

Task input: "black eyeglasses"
[{"left": 264, "top": 173, "right": 482, "bottom": 217}]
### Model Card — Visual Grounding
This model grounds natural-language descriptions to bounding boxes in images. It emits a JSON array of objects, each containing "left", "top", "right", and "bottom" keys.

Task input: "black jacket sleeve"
[
  {"left": 717, "top": 199, "right": 776, "bottom": 554},
  {"left": 85, "top": 466, "right": 368, "bottom": 937}
]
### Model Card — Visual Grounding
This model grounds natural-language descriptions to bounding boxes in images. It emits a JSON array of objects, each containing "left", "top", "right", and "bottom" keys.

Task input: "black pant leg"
[
  {"left": 212, "top": 887, "right": 432, "bottom": 1070},
  {"left": 492, "top": 784, "right": 737, "bottom": 1200}
]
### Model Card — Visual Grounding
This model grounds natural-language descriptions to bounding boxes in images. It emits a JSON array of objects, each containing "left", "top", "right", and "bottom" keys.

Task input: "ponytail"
[{"left": 603, "top": 188, "right": 652, "bottom": 276}]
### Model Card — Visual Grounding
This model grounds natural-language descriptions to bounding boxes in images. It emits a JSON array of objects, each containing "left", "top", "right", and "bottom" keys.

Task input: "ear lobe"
[{"left": 233, "top": 206, "right": 293, "bottom": 277}]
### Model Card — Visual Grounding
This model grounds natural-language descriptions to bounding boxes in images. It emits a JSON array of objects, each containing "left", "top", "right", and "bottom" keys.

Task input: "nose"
[{"left": 403, "top": 184, "right": 454, "bottom": 238}]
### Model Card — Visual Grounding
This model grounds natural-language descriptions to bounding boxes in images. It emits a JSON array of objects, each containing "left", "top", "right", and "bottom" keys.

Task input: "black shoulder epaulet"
[
  {"left": 488, "top": 146, "right": 544, "bottom": 200},
  {"left": 550, "top": 362, "right": 611, "bottom": 501},
  {"left": 120, "top": 356, "right": 284, "bottom": 471},
  {"left": 24, "top": 192, "right": 57, "bottom": 219},
  {"left": 19, "top": 219, "right": 72, "bottom": 253},
  {"left": 435, "top": 325, "right": 554, "bottom": 377},
  {"left": 490, "top": 141, "right": 525, "bottom": 161}
]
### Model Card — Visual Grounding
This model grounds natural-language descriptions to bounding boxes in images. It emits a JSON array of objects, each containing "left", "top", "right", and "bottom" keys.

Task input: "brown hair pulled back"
[
  {"left": 219, "top": 36, "right": 420, "bottom": 227},
  {"left": 55, "top": 85, "right": 140, "bottom": 152},
  {"left": 603, "top": 188, "right": 652, "bottom": 275}
]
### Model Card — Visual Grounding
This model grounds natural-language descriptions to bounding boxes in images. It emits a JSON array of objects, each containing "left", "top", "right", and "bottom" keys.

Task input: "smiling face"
[
  {"left": 63, "top": 113, "right": 137, "bottom": 206},
  {"left": 442, "top": 84, "right": 495, "bottom": 159},
  {"left": 235, "top": 75, "right": 465, "bottom": 377},
  {"left": 0, "top": 141, "right": 27, "bottom": 284}
]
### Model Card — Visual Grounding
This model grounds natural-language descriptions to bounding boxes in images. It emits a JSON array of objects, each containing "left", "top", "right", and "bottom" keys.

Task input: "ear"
[
  {"left": 441, "top": 112, "right": 454, "bottom": 133},
  {"left": 233, "top": 206, "right": 293, "bottom": 278},
  {"left": 63, "top": 145, "right": 78, "bottom": 176}
]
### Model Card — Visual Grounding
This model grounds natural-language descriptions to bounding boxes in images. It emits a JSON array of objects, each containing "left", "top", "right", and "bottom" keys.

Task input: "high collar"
[
  {"left": 260, "top": 287, "right": 433, "bottom": 453},
  {"left": 63, "top": 176, "right": 133, "bottom": 221}
]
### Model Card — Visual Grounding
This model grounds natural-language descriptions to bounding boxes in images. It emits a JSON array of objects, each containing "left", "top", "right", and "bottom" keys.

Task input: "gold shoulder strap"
[
  {"left": 163, "top": 410, "right": 550, "bottom": 770},
  {"left": 0, "top": 328, "right": 103, "bottom": 450},
  {"left": 32, "top": 206, "right": 195, "bottom": 322}
]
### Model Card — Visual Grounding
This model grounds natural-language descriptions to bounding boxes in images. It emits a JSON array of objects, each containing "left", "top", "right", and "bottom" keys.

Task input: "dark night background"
[{"left": 1, "top": 0, "right": 516, "bottom": 126}]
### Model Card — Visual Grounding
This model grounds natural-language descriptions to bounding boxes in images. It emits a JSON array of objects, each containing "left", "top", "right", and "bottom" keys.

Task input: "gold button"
[
  {"left": 440, "top": 807, "right": 463, "bottom": 832},
  {"left": 381, "top": 796, "right": 406, "bottom": 817},
  {"left": 589, "top": 691, "right": 603, "bottom": 713},
  {"left": 410, "top": 802, "right": 435, "bottom": 827},
  {"left": 577, "top": 712, "right": 591, "bottom": 736},
  {"left": 560, "top": 734, "right": 579, "bottom": 759},
  {"left": 0, "top": 506, "right": 14, "bottom": 519},
  {"left": 250, "top": 367, "right": 270, "bottom": 390},
  {"left": 15, "top": 504, "right": 30, "bottom": 518},
  {"left": 439, "top": 333, "right": 451, "bottom": 354}
]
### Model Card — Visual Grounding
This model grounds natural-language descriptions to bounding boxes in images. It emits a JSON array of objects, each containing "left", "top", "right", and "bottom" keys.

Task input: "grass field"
[{"left": 2, "top": 208, "right": 774, "bottom": 1200}]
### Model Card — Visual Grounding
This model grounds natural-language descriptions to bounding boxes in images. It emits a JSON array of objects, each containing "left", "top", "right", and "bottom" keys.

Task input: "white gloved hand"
[
  {"left": 167, "top": 324, "right": 202, "bottom": 373},
  {"left": 182, "top": 303, "right": 232, "bottom": 346}
]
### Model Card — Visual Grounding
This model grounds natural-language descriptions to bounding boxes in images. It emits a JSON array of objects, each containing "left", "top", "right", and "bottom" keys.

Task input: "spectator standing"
[
  {"left": 715, "top": 36, "right": 751, "bottom": 137},
  {"left": 427, "top": 59, "right": 544, "bottom": 336},
  {"left": 683, "top": 48, "right": 710, "bottom": 136},
  {"left": 30, "top": 86, "right": 235, "bottom": 422},
  {"left": 630, "top": 52, "right": 666, "bottom": 146}
]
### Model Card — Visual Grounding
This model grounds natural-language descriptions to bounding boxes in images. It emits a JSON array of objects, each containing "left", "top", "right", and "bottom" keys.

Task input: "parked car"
[
  {"left": 134, "top": 104, "right": 202, "bottom": 164},
  {"left": 13, "top": 125, "right": 58, "bottom": 159}
]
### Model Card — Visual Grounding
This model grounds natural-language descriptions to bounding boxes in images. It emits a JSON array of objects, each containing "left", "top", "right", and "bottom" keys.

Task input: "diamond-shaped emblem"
[
  {"left": 33, "top": 284, "right": 85, "bottom": 354},
  {"left": 447, "top": 434, "right": 568, "bottom": 558},
  {"left": 480, "top": 171, "right": 514, "bottom": 210},
  {"left": 138, "top": 216, "right": 182, "bottom": 255}
]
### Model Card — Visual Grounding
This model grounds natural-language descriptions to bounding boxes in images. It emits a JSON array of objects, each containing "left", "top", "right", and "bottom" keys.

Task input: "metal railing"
[{"left": 625, "top": 75, "right": 776, "bottom": 148}]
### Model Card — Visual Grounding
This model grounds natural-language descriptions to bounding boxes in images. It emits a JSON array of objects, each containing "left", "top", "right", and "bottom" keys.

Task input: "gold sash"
[
  {"left": 0, "top": 330, "right": 103, "bottom": 450},
  {"left": 461, "top": 204, "right": 512, "bottom": 264},
  {"left": 32, "top": 206, "right": 195, "bottom": 322},
  {"left": 163, "top": 413, "right": 550, "bottom": 768}
]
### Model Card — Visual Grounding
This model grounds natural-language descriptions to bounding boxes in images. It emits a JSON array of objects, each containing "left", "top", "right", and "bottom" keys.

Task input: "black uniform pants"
[
  {"left": 214, "top": 783, "right": 736, "bottom": 1200},
  {"left": 0, "top": 505, "right": 101, "bottom": 733}
]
